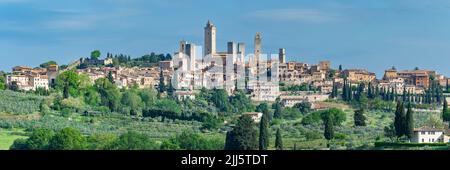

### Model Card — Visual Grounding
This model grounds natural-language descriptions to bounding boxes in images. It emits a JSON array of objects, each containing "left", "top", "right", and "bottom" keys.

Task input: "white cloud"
[{"left": 247, "top": 8, "right": 339, "bottom": 23}]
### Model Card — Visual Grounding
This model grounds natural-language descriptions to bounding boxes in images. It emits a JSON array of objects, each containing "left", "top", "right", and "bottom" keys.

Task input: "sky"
[{"left": 1, "top": 0, "right": 450, "bottom": 77}]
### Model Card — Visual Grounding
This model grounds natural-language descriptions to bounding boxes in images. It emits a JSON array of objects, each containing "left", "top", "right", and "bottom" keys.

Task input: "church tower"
[{"left": 204, "top": 20, "right": 216, "bottom": 57}]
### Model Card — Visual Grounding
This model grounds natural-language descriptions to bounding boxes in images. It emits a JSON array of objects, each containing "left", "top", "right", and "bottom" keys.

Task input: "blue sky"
[{"left": 1, "top": 0, "right": 450, "bottom": 77}]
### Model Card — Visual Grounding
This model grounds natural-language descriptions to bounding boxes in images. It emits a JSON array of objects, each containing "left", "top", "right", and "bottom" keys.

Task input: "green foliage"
[
  {"left": 87, "top": 133, "right": 118, "bottom": 150},
  {"left": 256, "top": 103, "right": 269, "bottom": 115},
  {"left": 111, "top": 53, "right": 170, "bottom": 67},
  {"left": 394, "top": 101, "right": 406, "bottom": 138},
  {"left": 294, "top": 102, "right": 312, "bottom": 115},
  {"left": 161, "top": 131, "right": 224, "bottom": 150},
  {"left": 201, "top": 115, "right": 222, "bottom": 130},
  {"left": 280, "top": 83, "right": 318, "bottom": 92},
  {"left": 139, "top": 88, "right": 157, "bottom": 108},
  {"left": 210, "top": 88, "right": 231, "bottom": 112},
  {"left": 281, "top": 107, "right": 302, "bottom": 120},
  {"left": 83, "top": 87, "right": 101, "bottom": 106},
  {"left": 153, "top": 99, "right": 182, "bottom": 114},
  {"left": 0, "top": 113, "right": 203, "bottom": 140},
  {"left": 9, "top": 81, "right": 19, "bottom": 91},
  {"left": 26, "top": 128, "right": 55, "bottom": 150},
  {"left": 39, "top": 61, "right": 57, "bottom": 69},
  {"left": 90, "top": 50, "right": 101, "bottom": 60},
  {"left": 108, "top": 131, "right": 158, "bottom": 150},
  {"left": 120, "top": 90, "right": 142, "bottom": 115},
  {"left": 321, "top": 108, "right": 346, "bottom": 126},
  {"left": 224, "top": 115, "right": 258, "bottom": 150},
  {"left": 0, "top": 75, "right": 6, "bottom": 90},
  {"left": 323, "top": 112, "right": 335, "bottom": 141},
  {"left": 158, "top": 69, "right": 165, "bottom": 95},
  {"left": 259, "top": 112, "right": 269, "bottom": 150},
  {"left": 230, "top": 90, "right": 255, "bottom": 113},
  {"left": 0, "top": 90, "right": 44, "bottom": 114},
  {"left": 443, "top": 99, "right": 450, "bottom": 122},
  {"left": 95, "top": 78, "right": 120, "bottom": 112},
  {"left": 375, "top": 142, "right": 447, "bottom": 148},
  {"left": 301, "top": 111, "right": 322, "bottom": 125},
  {"left": 9, "top": 138, "right": 28, "bottom": 150},
  {"left": 354, "top": 109, "right": 366, "bottom": 126},
  {"left": 48, "top": 128, "right": 87, "bottom": 150},
  {"left": 56, "top": 70, "right": 80, "bottom": 99},
  {"left": 273, "top": 102, "right": 282, "bottom": 119},
  {"left": 405, "top": 103, "right": 414, "bottom": 139},
  {"left": 384, "top": 124, "right": 396, "bottom": 140},
  {"left": 275, "top": 129, "right": 283, "bottom": 150}
]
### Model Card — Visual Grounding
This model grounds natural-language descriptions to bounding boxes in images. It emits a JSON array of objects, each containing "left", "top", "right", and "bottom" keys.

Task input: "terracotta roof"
[{"left": 414, "top": 126, "right": 443, "bottom": 132}]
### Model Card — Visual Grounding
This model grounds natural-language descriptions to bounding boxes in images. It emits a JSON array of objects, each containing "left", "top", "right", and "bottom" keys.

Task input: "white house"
[
  {"left": 280, "top": 92, "right": 329, "bottom": 107},
  {"left": 411, "top": 126, "right": 450, "bottom": 143},
  {"left": 175, "top": 90, "right": 197, "bottom": 101},
  {"left": 242, "top": 112, "right": 263, "bottom": 123}
]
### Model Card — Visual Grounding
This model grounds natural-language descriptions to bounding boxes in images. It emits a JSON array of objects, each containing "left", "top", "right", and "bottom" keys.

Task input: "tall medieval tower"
[
  {"left": 254, "top": 32, "right": 262, "bottom": 64},
  {"left": 204, "top": 20, "right": 216, "bottom": 57}
]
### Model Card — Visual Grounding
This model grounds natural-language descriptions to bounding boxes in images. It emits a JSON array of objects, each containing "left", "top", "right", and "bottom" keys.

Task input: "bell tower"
[{"left": 204, "top": 20, "right": 216, "bottom": 57}]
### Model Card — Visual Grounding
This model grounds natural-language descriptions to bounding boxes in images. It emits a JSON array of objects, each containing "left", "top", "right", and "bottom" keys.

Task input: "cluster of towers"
[{"left": 172, "top": 21, "right": 282, "bottom": 101}]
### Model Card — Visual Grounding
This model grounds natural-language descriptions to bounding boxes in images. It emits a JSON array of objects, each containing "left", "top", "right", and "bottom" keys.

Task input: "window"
[
  {"left": 422, "top": 139, "right": 424, "bottom": 142},
  {"left": 421, "top": 132, "right": 425, "bottom": 135}
]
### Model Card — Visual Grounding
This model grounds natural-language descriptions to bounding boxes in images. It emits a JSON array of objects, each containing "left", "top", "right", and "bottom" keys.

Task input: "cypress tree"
[
  {"left": 330, "top": 82, "right": 336, "bottom": 98},
  {"left": 402, "top": 86, "right": 407, "bottom": 102},
  {"left": 224, "top": 115, "right": 258, "bottom": 150},
  {"left": 348, "top": 84, "right": 353, "bottom": 101},
  {"left": 323, "top": 113, "right": 334, "bottom": 141},
  {"left": 407, "top": 90, "right": 412, "bottom": 103},
  {"left": 107, "top": 71, "right": 114, "bottom": 83},
  {"left": 446, "top": 79, "right": 449, "bottom": 92},
  {"left": 334, "top": 83, "right": 338, "bottom": 98},
  {"left": 158, "top": 69, "right": 166, "bottom": 97},
  {"left": 443, "top": 98, "right": 449, "bottom": 122},
  {"left": 374, "top": 86, "right": 380, "bottom": 98},
  {"left": 394, "top": 101, "right": 405, "bottom": 137},
  {"left": 393, "top": 88, "right": 397, "bottom": 102},
  {"left": 273, "top": 102, "right": 282, "bottom": 119},
  {"left": 259, "top": 113, "right": 269, "bottom": 150},
  {"left": 342, "top": 79, "right": 348, "bottom": 101},
  {"left": 167, "top": 78, "right": 175, "bottom": 98},
  {"left": 275, "top": 129, "right": 283, "bottom": 150},
  {"left": 354, "top": 109, "right": 366, "bottom": 126},
  {"left": 405, "top": 103, "right": 414, "bottom": 139}
]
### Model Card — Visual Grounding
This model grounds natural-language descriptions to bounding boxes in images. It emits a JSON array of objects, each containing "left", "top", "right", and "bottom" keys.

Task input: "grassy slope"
[{"left": 0, "top": 129, "right": 28, "bottom": 150}]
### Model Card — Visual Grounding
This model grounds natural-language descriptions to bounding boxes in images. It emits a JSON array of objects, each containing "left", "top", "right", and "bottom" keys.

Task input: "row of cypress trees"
[
  {"left": 331, "top": 78, "right": 446, "bottom": 105},
  {"left": 393, "top": 101, "right": 415, "bottom": 139}
]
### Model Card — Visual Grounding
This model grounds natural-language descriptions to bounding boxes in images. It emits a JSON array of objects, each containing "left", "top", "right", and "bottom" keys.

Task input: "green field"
[{"left": 0, "top": 129, "right": 28, "bottom": 150}]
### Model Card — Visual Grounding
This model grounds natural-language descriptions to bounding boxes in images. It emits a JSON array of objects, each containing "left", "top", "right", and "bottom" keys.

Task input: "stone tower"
[
  {"left": 204, "top": 20, "right": 216, "bottom": 57},
  {"left": 179, "top": 40, "right": 187, "bottom": 53},
  {"left": 279, "top": 48, "right": 286, "bottom": 64},
  {"left": 254, "top": 32, "right": 262, "bottom": 64},
  {"left": 237, "top": 43, "right": 245, "bottom": 63}
]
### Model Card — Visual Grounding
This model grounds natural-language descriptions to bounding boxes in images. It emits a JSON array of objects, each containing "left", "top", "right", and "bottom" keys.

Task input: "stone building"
[{"left": 342, "top": 69, "right": 376, "bottom": 83}]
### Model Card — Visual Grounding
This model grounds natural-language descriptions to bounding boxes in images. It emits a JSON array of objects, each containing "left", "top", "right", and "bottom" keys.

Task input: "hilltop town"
[{"left": 1, "top": 21, "right": 450, "bottom": 150}]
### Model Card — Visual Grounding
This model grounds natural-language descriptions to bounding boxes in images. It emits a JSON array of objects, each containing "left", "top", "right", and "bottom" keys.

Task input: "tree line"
[{"left": 10, "top": 128, "right": 223, "bottom": 150}]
